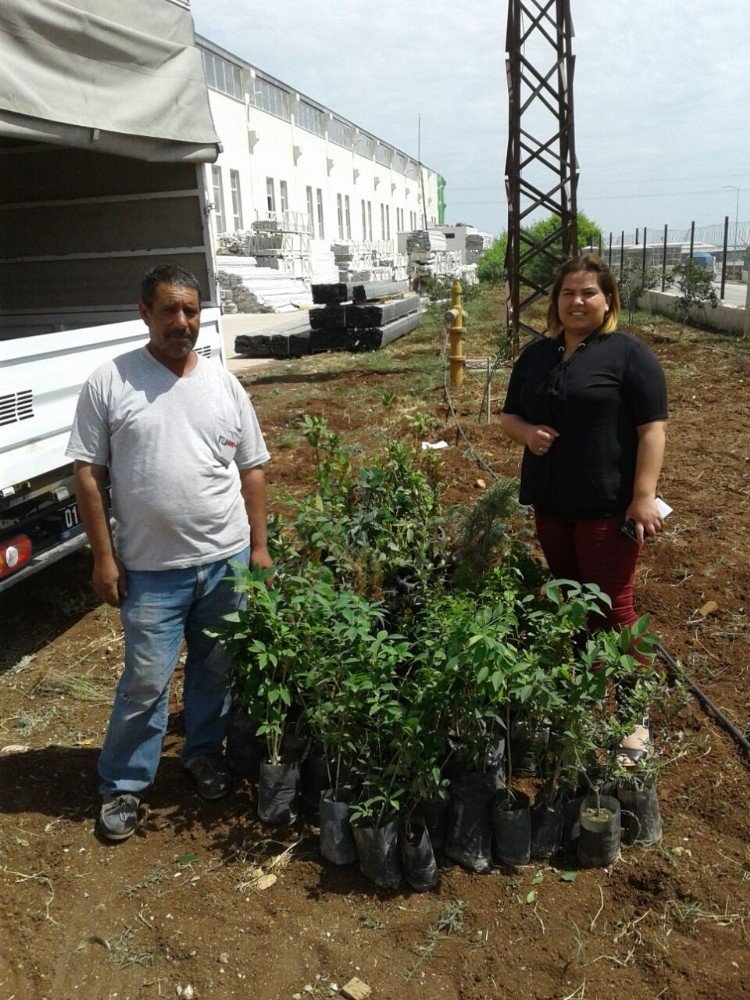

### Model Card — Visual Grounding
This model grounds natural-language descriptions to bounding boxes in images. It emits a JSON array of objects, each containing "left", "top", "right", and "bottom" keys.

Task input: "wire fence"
[
  {"left": 588, "top": 217, "right": 748, "bottom": 298},
  {"left": 608, "top": 220, "right": 750, "bottom": 251}
]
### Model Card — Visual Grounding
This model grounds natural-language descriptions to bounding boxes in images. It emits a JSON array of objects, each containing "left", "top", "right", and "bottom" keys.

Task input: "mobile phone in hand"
[{"left": 621, "top": 498, "right": 672, "bottom": 542}]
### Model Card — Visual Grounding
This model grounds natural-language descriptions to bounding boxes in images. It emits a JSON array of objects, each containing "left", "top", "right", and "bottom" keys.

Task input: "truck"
[{"left": 0, "top": 0, "right": 223, "bottom": 590}]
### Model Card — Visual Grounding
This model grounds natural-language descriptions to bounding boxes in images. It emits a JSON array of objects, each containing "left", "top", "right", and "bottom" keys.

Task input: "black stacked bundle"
[{"left": 309, "top": 283, "right": 420, "bottom": 353}]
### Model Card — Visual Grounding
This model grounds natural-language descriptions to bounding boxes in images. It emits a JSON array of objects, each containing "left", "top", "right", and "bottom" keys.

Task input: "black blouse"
[{"left": 502, "top": 330, "right": 668, "bottom": 518}]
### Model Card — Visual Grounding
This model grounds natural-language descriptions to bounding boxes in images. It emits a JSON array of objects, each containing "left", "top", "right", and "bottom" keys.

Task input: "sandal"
[{"left": 617, "top": 717, "right": 651, "bottom": 768}]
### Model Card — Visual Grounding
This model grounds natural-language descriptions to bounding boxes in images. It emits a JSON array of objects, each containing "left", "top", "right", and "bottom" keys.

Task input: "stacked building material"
[
  {"left": 332, "top": 239, "right": 355, "bottom": 279},
  {"left": 234, "top": 314, "right": 312, "bottom": 359},
  {"left": 346, "top": 311, "right": 422, "bottom": 351},
  {"left": 458, "top": 264, "right": 479, "bottom": 286},
  {"left": 249, "top": 230, "right": 311, "bottom": 280},
  {"left": 406, "top": 229, "right": 448, "bottom": 254},
  {"left": 465, "top": 231, "right": 495, "bottom": 264},
  {"left": 312, "top": 279, "right": 409, "bottom": 305},
  {"left": 401, "top": 229, "right": 464, "bottom": 286},
  {"left": 309, "top": 303, "right": 347, "bottom": 330},
  {"left": 217, "top": 268, "right": 269, "bottom": 314},
  {"left": 217, "top": 256, "right": 312, "bottom": 313},
  {"left": 392, "top": 252, "right": 409, "bottom": 281},
  {"left": 309, "top": 282, "right": 420, "bottom": 353},
  {"left": 346, "top": 292, "right": 420, "bottom": 327},
  {"left": 331, "top": 240, "right": 409, "bottom": 283},
  {"left": 231, "top": 281, "right": 421, "bottom": 358},
  {"left": 309, "top": 241, "right": 339, "bottom": 285},
  {"left": 234, "top": 328, "right": 311, "bottom": 359}
]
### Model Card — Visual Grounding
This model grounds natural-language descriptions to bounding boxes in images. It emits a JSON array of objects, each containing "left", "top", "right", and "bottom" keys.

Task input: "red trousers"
[{"left": 534, "top": 513, "right": 641, "bottom": 632}]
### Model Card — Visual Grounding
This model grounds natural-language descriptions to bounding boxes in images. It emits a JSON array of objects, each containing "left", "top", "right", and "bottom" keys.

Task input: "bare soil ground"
[{"left": 2, "top": 300, "right": 749, "bottom": 1000}]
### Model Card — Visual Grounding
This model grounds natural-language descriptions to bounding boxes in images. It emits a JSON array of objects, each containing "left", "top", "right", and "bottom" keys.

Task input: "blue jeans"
[{"left": 98, "top": 547, "right": 249, "bottom": 798}]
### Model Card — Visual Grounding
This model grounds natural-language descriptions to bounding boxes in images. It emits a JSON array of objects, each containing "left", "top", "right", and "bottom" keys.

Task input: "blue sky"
[{"left": 190, "top": 0, "right": 750, "bottom": 241}]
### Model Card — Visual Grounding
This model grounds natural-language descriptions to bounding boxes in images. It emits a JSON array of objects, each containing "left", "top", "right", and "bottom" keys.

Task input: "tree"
[
  {"left": 476, "top": 211, "right": 602, "bottom": 288},
  {"left": 476, "top": 236, "right": 506, "bottom": 283},
  {"left": 620, "top": 260, "right": 661, "bottom": 324},
  {"left": 668, "top": 259, "right": 719, "bottom": 334}
]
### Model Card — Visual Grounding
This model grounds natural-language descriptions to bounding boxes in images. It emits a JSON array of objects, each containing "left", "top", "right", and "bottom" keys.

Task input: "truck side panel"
[
  {"left": 0, "top": 143, "right": 215, "bottom": 326},
  {"left": 1, "top": 311, "right": 221, "bottom": 489},
  {"left": 0, "top": 142, "right": 222, "bottom": 588}
]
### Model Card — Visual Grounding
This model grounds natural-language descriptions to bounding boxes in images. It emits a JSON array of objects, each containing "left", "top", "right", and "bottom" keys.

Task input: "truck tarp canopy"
[{"left": 0, "top": 0, "right": 221, "bottom": 162}]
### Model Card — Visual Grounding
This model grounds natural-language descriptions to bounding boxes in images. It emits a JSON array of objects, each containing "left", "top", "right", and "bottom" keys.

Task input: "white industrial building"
[{"left": 197, "top": 35, "right": 445, "bottom": 261}]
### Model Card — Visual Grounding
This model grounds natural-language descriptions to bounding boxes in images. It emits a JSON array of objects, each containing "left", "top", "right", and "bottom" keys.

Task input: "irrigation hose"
[
  {"left": 656, "top": 642, "right": 750, "bottom": 759},
  {"left": 440, "top": 329, "right": 500, "bottom": 481}
]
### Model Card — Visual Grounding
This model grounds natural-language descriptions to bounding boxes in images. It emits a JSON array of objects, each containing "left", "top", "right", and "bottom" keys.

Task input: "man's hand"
[
  {"left": 92, "top": 554, "right": 128, "bottom": 608},
  {"left": 250, "top": 544, "right": 273, "bottom": 571}
]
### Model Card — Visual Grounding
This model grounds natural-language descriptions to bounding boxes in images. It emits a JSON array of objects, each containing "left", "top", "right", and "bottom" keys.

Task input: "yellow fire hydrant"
[{"left": 444, "top": 280, "right": 466, "bottom": 388}]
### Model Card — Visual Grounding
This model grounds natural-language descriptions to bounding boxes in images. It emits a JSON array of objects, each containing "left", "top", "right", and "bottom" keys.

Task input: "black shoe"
[
  {"left": 184, "top": 754, "right": 231, "bottom": 800},
  {"left": 99, "top": 793, "right": 140, "bottom": 840}
]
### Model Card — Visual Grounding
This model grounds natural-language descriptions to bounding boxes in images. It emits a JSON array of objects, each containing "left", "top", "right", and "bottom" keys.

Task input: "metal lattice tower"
[{"left": 505, "top": 0, "right": 579, "bottom": 354}]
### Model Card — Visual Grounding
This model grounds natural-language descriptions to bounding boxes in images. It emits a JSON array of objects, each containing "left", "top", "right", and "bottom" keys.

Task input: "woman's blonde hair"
[{"left": 545, "top": 254, "right": 620, "bottom": 336}]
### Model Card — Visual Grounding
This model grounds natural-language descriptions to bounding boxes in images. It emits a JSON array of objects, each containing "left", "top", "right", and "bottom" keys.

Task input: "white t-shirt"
[{"left": 66, "top": 347, "right": 270, "bottom": 570}]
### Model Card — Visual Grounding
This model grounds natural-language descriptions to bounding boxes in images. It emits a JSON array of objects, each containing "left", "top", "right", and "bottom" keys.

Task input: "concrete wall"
[{"left": 642, "top": 290, "right": 747, "bottom": 336}]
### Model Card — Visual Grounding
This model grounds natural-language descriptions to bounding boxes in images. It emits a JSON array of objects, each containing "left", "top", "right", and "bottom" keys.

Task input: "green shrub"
[{"left": 219, "top": 419, "right": 667, "bottom": 827}]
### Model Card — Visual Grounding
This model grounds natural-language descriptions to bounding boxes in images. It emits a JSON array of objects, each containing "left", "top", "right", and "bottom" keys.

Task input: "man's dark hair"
[{"left": 140, "top": 264, "right": 202, "bottom": 309}]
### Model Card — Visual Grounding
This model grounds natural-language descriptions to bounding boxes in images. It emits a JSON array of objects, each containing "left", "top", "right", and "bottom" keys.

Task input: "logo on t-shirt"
[{"left": 219, "top": 435, "right": 237, "bottom": 448}]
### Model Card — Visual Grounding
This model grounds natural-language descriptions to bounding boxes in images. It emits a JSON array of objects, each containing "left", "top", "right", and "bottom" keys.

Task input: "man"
[{"left": 67, "top": 264, "right": 271, "bottom": 841}]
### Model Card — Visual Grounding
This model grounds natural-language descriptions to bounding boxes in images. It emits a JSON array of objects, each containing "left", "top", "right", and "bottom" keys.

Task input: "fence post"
[
  {"left": 689, "top": 221, "right": 695, "bottom": 261},
  {"left": 486, "top": 356, "right": 492, "bottom": 424},
  {"left": 608, "top": 232, "right": 612, "bottom": 266},
  {"left": 661, "top": 224, "right": 668, "bottom": 292},
  {"left": 642, "top": 227, "right": 647, "bottom": 274},
  {"left": 620, "top": 231, "right": 625, "bottom": 283},
  {"left": 635, "top": 227, "right": 639, "bottom": 246},
  {"left": 720, "top": 215, "right": 729, "bottom": 300}
]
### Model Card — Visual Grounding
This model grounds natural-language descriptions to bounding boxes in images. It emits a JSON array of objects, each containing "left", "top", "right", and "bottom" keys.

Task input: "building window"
[
  {"left": 201, "top": 48, "right": 243, "bottom": 101},
  {"left": 380, "top": 204, "right": 385, "bottom": 241},
  {"left": 307, "top": 186, "right": 315, "bottom": 236},
  {"left": 385, "top": 205, "right": 391, "bottom": 240},
  {"left": 280, "top": 180, "right": 289, "bottom": 215},
  {"left": 229, "top": 169, "right": 243, "bottom": 231},
  {"left": 266, "top": 177, "right": 276, "bottom": 214},
  {"left": 250, "top": 77, "right": 291, "bottom": 120},
  {"left": 354, "top": 132, "right": 374, "bottom": 158},
  {"left": 296, "top": 100, "right": 325, "bottom": 137},
  {"left": 337, "top": 194, "right": 344, "bottom": 239},
  {"left": 211, "top": 165, "right": 226, "bottom": 234},
  {"left": 316, "top": 189, "right": 325, "bottom": 239},
  {"left": 375, "top": 143, "right": 392, "bottom": 168},
  {"left": 367, "top": 201, "right": 373, "bottom": 241},
  {"left": 329, "top": 117, "right": 353, "bottom": 148},
  {"left": 406, "top": 160, "right": 420, "bottom": 181},
  {"left": 361, "top": 200, "right": 367, "bottom": 240},
  {"left": 344, "top": 195, "right": 351, "bottom": 239}
]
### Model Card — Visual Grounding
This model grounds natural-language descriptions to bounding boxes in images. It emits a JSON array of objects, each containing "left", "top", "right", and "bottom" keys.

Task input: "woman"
[{"left": 499, "top": 255, "right": 668, "bottom": 762}]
